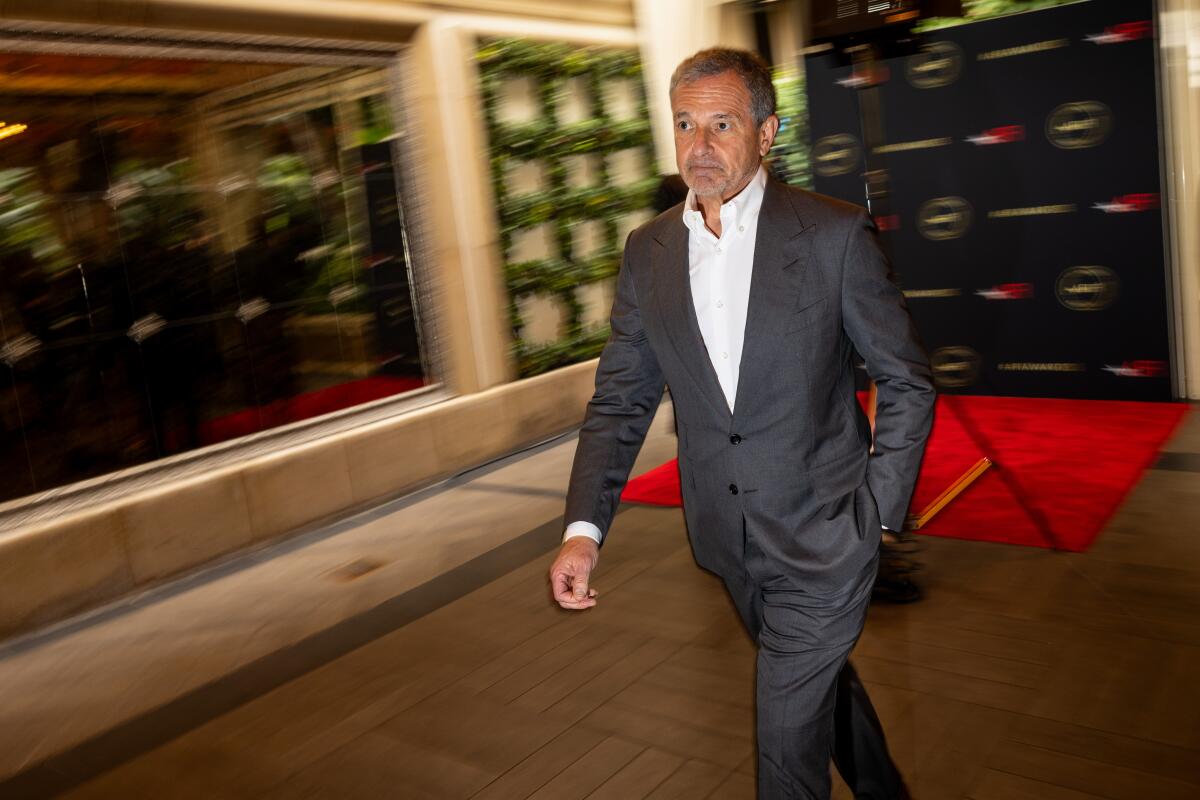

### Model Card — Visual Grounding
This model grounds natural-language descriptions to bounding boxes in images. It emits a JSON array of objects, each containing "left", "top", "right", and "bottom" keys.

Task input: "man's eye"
[
  {"left": 677, "top": 121, "right": 691, "bottom": 131},
  {"left": 717, "top": 122, "right": 730, "bottom": 131}
]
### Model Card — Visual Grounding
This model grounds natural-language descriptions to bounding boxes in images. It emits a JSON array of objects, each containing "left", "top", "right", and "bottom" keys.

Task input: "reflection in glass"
[{"left": 0, "top": 52, "right": 427, "bottom": 504}]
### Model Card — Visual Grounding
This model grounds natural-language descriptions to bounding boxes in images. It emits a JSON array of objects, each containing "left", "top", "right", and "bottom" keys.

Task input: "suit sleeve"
[
  {"left": 563, "top": 239, "right": 666, "bottom": 543},
  {"left": 840, "top": 211, "right": 935, "bottom": 531}
]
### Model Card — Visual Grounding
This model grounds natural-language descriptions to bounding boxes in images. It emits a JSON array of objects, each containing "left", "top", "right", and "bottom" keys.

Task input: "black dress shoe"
[
  {"left": 872, "top": 573, "right": 924, "bottom": 604},
  {"left": 873, "top": 527, "right": 925, "bottom": 604}
]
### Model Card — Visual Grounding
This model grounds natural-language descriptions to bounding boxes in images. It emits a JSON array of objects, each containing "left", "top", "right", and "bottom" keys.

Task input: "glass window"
[{"left": 0, "top": 52, "right": 428, "bottom": 503}]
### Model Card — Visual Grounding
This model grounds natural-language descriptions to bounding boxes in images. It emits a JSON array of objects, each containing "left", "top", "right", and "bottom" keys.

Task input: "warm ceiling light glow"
[{"left": 0, "top": 124, "right": 28, "bottom": 141}]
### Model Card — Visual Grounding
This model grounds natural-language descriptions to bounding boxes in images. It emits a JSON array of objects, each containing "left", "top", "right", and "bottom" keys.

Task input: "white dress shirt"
[
  {"left": 565, "top": 168, "right": 768, "bottom": 544},
  {"left": 682, "top": 165, "right": 766, "bottom": 412}
]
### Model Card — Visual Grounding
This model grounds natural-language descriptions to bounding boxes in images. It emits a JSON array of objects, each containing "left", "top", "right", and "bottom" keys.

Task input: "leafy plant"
[
  {"left": 916, "top": 0, "right": 1081, "bottom": 31},
  {"left": 477, "top": 38, "right": 657, "bottom": 378},
  {"left": 0, "top": 168, "right": 68, "bottom": 270},
  {"left": 256, "top": 153, "right": 369, "bottom": 313},
  {"left": 769, "top": 67, "right": 813, "bottom": 189},
  {"left": 258, "top": 153, "right": 318, "bottom": 233},
  {"left": 109, "top": 158, "right": 201, "bottom": 249}
]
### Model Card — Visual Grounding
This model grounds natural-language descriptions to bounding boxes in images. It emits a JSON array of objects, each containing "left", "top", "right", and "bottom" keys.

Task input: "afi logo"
[
  {"left": 1086, "top": 21, "right": 1153, "bottom": 45},
  {"left": 1056, "top": 266, "right": 1119, "bottom": 311},
  {"left": 931, "top": 346, "right": 982, "bottom": 388},
  {"left": 1093, "top": 193, "right": 1160, "bottom": 213},
  {"left": 1046, "top": 102, "right": 1111, "bottom": 149},
  {"left": 918, "top": 196, "right": 972, "bottom": 241},
  {"left": 813, "top": 134, "right": 862, "bottom": 177},
  {"left": 976, "top": 283, "right": 1033, "bottom": 301},
  {"left": 1103, "top": 360, "right": 1167, "bottom": 378},
  {"left": 906, "top": 42, "right": 963, "bottom": 89},
  {"left": 966, "top": 125, "right": 1025, "bottom": 146}
]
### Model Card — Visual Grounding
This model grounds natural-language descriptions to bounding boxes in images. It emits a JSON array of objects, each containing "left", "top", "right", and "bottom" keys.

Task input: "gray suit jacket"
[{"left": 564, "top": 177, "right": 935, "bottom": 591}]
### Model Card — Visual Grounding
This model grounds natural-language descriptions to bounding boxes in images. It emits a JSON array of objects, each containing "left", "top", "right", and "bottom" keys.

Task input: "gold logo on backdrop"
[
  {"left": 873, "top": 137, "right": 953, "bottom": 155},
  {"left": 903, "top": 288, "right": 962, "bottom": 298},
  {"left": 1056, "top": 266, "right": 1119, "bottom": 310},
  {"left": 931, "top": 346, "right": 982, "bottom": 388},
  {"left": 997, "top": 362, "right": 1085, "bottom": 372},
  {"left": 977, "top": 38, "right": 1070, "bottom": 61},
  {"left": 1046, "top": 101, "right": 1112, "bottom": 149},
  {"left": 813, "top": 134, "right": 862, "bottom": 177},
  {"left": 987, "top": 204, "right": 1077, "bottom": 218},
  {"left": 907, "top": 42, "right": 963, "bottom": 89},
  {"left": 918, "top": 197, "right": 972, "bottom": 240}
]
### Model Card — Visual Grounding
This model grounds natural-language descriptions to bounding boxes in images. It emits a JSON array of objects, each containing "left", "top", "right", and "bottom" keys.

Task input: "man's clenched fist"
[{"left": 549, "top": 537, "right": 600, "bottom": 610}]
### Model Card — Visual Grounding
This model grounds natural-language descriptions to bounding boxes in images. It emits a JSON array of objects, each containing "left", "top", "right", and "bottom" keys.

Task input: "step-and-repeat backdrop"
[{"left": 805, "top": 0, "right": 1170, "bottom": 400}]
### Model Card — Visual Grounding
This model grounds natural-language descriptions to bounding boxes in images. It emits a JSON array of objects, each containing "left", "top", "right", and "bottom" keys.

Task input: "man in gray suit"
[{"left": 549, "top": 48, "right": 934, "bottom": 799}]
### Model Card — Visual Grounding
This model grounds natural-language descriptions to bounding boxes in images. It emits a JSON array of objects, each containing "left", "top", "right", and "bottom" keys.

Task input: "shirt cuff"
[{"left": 564, "top": 521, "right": 602, "bottom": 544}]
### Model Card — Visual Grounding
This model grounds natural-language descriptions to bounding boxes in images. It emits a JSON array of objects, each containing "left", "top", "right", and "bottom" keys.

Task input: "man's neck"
[{"left": 695, "top": 168, "right": 758, "bottom": 238}]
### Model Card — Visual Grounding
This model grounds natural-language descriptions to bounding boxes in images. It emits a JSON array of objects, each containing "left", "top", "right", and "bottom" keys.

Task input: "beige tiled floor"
[{"left": 1, "top": 403, "right": 1199, "bottom": 798}]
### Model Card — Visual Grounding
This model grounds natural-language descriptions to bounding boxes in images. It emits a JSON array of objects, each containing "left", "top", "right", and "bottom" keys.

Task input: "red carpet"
[
  {"left": 201, "top": 375, "right": 425, "bottom": 445},
  {"left": 621, "top": 396, "right": 1189, "bottom": 551}
]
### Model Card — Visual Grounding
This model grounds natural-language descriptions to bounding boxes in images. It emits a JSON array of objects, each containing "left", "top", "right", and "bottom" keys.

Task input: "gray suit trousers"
[{"left": 725, "top": 515, "right": 879, "bottom": 800}]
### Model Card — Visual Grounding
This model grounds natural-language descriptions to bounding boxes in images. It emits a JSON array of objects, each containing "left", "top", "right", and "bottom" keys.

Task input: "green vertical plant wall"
[
  {"left": 475, "top": 39, "right": 657, "bottom": 381},
  {"left": 769, "top": 67, "right": 813, "bottom": 190},
  {"left": 477, "top": 38, "right": 659, "bottom": 378}
]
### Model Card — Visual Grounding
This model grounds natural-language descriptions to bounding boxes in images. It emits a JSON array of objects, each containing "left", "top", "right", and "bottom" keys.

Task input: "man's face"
[{"left": 671, "top": 70, "right": 778, "bottom": 201}]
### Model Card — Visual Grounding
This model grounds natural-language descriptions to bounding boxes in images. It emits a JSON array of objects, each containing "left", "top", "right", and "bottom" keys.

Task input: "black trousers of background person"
[{"left": 723, "top": 522, "right": 908, "bottom": 799}]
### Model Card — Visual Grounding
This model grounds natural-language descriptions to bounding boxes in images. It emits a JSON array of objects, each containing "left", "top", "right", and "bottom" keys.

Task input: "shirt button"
[
  {"left": 739, "top": 225, "right": 745, "bottom": 232},
  {"left": 715, "top": 245, "right": 722, "bottom": 253},
  {"left": 716, "top": 300, "right": 724, "bottom": 309},
  {"left": 729, "top": 434, "right": 742, "bottom": 445},
  {"left": 729, "top": 484, "right": 739, "bottom": 495},
  {"left": 721, "top": 352, "right": 729, "bottom": 359}
]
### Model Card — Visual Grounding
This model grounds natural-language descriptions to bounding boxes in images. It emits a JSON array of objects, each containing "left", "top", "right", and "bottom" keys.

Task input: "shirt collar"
[{"left": 681, "top": 165, "right": 768, "bottom": 237}]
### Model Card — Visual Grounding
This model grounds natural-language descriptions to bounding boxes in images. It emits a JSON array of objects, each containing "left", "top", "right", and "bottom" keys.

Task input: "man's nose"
[{"left": 693, "top": 128, "right": 713, "bottom": 154}]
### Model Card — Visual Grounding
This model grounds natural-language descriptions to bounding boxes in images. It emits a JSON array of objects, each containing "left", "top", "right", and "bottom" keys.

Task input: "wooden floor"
[{"left": 4, "top": 408, "right": 1200, "bottom": 799}]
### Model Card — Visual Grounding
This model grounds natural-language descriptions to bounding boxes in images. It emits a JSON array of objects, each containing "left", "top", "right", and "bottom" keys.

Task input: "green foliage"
[
  {"left": 0, "top": 168, "right": 68, "bottom": 270},
  {"left": 259, "top": 153, "right": 318, "bottom": 229},
  {"left": 477, "top": 38, "right": 657, "bottom": 378},
  {"left": 916, "top": 0, "right": 1080, "bottom": 31},
  {"left": 110, "top": 158, "right": 201, "bottom": 249},
  {"left": 257, "top": 153, "right": 367, "bottom": 313},
  {"left": 769, "top": 67, "right": 813, "bottom": 189},
  {"left": 353, "top": 95, "right": 394, "bottom": 147}
]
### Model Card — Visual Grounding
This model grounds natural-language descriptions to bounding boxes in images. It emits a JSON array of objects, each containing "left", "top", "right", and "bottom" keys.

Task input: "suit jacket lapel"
[
  {"left": 731, "top": 179, "right": 815, "bottom": 417},
  {"left": 651, "top": 218, "right": 733, "bottom": 423}
]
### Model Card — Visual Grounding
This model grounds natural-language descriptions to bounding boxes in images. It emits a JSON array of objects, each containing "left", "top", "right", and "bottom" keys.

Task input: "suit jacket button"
[
  {"left": 729, "top": 434, "right": 742, "bottom": 445},
  {"left": 729, "top": 484, "right": 739, "bottom": 495}
]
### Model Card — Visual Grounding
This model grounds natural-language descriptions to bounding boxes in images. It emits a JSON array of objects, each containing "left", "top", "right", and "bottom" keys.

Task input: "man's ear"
[{"left": 759, "top": 114, "right": 781, "bottom": 155}]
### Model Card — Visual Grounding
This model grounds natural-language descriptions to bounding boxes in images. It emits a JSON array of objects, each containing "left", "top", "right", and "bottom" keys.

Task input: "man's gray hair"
[{"left": 669, "top": 47, "right": 777, "bottom": 126}]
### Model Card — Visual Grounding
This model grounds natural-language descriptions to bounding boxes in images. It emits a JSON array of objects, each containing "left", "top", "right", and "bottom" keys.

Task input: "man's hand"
[{"left": 549, "top": 537, "right": 600, "bottom": 610}]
